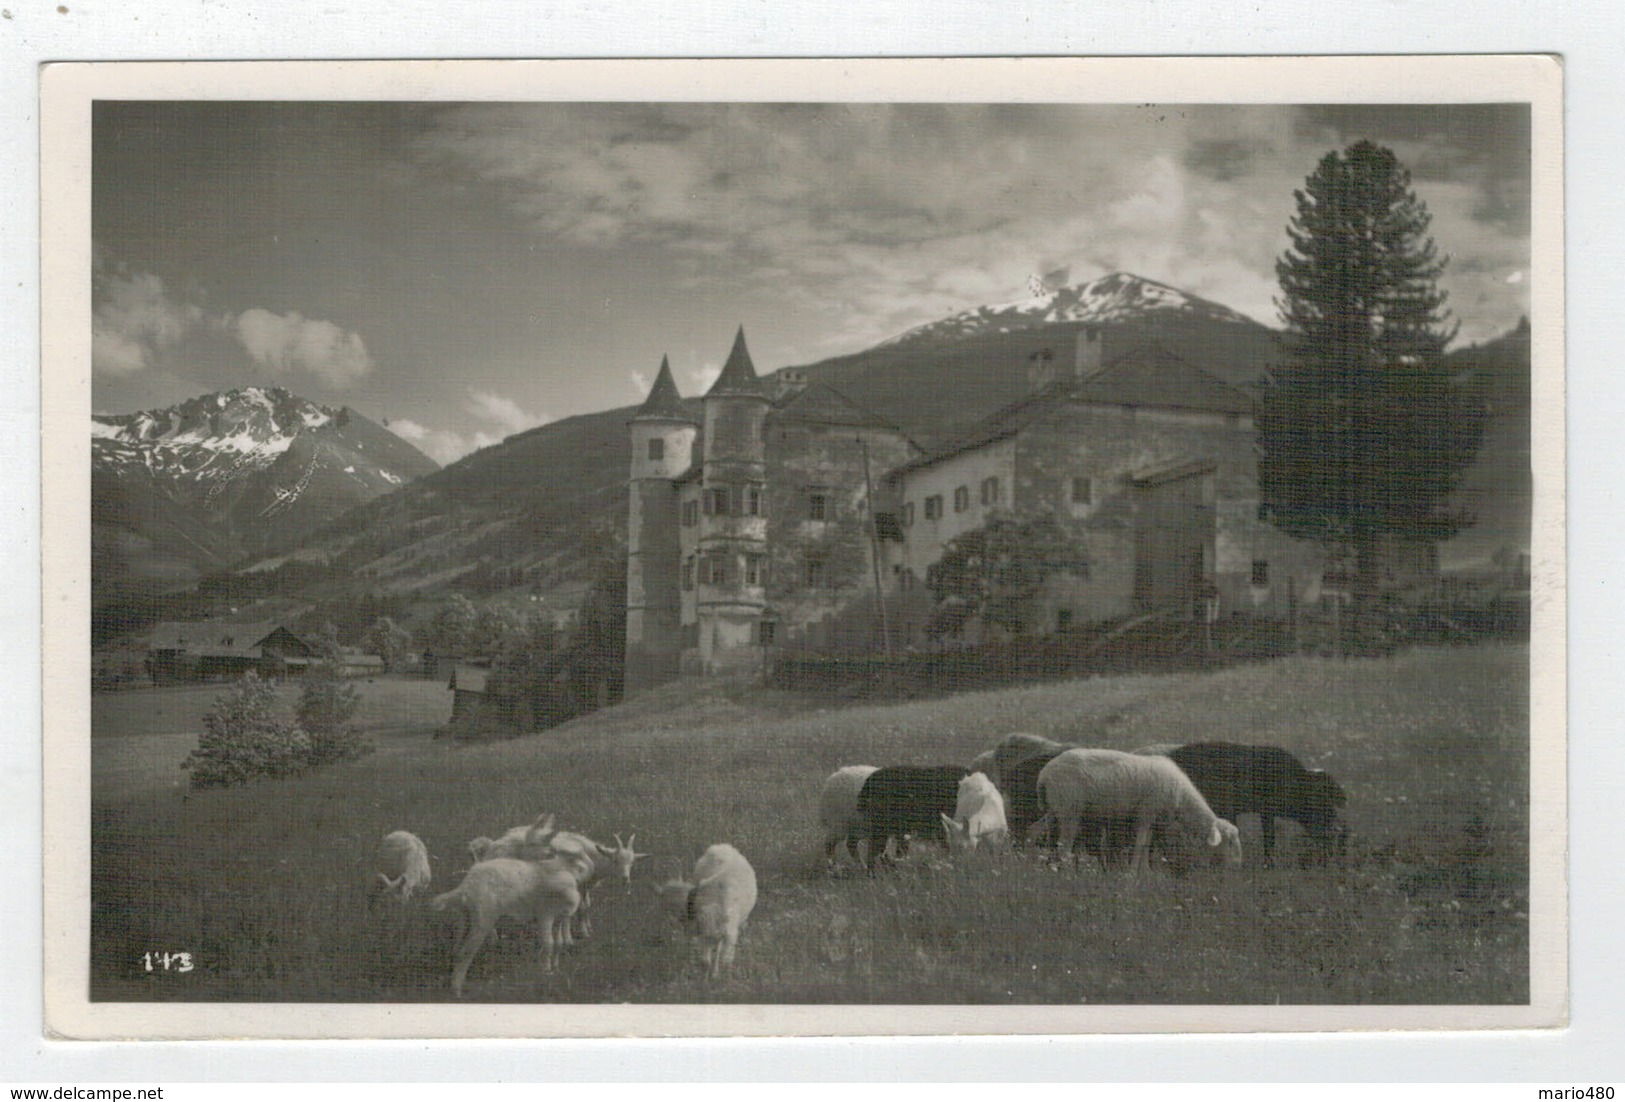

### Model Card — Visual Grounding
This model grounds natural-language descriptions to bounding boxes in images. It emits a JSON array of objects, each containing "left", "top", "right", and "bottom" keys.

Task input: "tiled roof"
[
  {"left": 704, "top": 326, "right": 774, "bottom": 400},
  {"left": 631, "top": 355, "right": 698, "bottom": 423},
  {"left": 1074, "top": 345, "right": 1253, "bottom": 416},
  {"left": 147, "top": 620, "right": 285, "bottom": 656},
  {"left": 771, "top": 381, "right": 902, "bottom": 431},
  {"left": 886, "top": 343, "right": 1253, "bottom": 479}
]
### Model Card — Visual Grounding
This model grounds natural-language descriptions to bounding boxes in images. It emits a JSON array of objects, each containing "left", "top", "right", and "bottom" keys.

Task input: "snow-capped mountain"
[
  {"left": 92, "top": 387, "right": 438, "bottom": 602},
  {"left": 877, "top": 271, "right": 1263, "bottom": 351}
]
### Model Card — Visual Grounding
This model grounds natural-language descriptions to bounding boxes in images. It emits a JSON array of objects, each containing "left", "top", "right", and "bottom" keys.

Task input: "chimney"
[
  {"left": 1074, "top": 326, "right": 1103, "bottom": 380},
  {"left": 1026, "top": 348, "right": 1056, "bottom": 392}
]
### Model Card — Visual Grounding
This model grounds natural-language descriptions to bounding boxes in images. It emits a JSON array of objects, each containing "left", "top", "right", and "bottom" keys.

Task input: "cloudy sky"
[{"left": 92, "top": 101, "right": 1530, "bottom": 465}]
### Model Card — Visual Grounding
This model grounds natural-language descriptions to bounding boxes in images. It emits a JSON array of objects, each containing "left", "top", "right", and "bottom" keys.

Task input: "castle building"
[{"left": 625, "top": 324, "right": 1333, "bottom": 694}]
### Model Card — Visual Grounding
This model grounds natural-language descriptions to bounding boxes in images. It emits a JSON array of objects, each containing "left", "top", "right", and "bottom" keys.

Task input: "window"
[
  {"left": 901, "top": 501, "right": 915, "bottom": 527},
  {"left": 1056, "top": 608, "right": 1074, "bottom": 632},
  {"left": 806, "top": 558, "right": 826, "bottom": 588},
  {"left": 924, "top": 494, "right": 943, "bottom": 520},
  {"left": 682, "top": 557, "right": 695, "bottom": 591},
  {"left": 953, "top": 485, "right": 970, "bottom": 513},
  {"left": 699, "top": 555, "right": 730, "bottom": 586},
  {"left": 705, "top": 487, "right": 730, "bottom": 516},
  {"left": 1071, "top": 476, "right": 1092, "bottom": 505},
  {"left": 744, "top": 555, "right": 766, "bottom": 586},
  {"left": 980, "top": 476, "right": 1001, "bottom": 505},
  {"left": 757, "top": 620, "right": 777, "bottom": 646},
  {"left": 647, "top": 438, "right": 665, "bottom": 461},
  {"left": 808, "top": 491, "right": 829, "bottom": 521},
  {"left": 682, "top": 500, "right": 699, "bottom": 527},
  {"left": 745, "top": 484, "right": 764, "bottom": 516},
  {"left": 1252, "top": 559, "right": 1269, "bottom": 587}
]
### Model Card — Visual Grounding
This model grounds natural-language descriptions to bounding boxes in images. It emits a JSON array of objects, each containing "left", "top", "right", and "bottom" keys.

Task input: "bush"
[
  {"left": 182, "top": 674, "right": 313, "bottom": 789},
  {"left": 297, "top": 663, "right": 372, "bottom": 767}
]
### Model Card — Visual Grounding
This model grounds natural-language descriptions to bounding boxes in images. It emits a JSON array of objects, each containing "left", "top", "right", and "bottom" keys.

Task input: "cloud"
[
  {"left": 233, "top": 308, "right": 375, "bottom": 388},
  {"left": 416, "top": 102, "right": 1530, "bottom": 355},
  {"left": 628, "top": 369, "right": 651, "bottom": 396},
  {"left": 687, "top": 360, "right": 721, "bottom": 394},
  {"left": 92, "top": 270, "right": 208, "bottom": 376},
  {"left": 387, "top": 388, "right": 552, "bottom": 465}
]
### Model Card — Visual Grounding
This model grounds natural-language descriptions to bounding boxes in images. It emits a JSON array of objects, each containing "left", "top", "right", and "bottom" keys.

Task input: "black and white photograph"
[{"left": 40, "top": 57, "right": 1563, "bottom": 1040}]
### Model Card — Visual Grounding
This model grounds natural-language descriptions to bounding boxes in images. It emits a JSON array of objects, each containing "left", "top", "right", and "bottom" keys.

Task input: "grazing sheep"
[
  {"left": 940, "top": 771, "right": 1009, "bottom": 853},
  {"left": 996, "top": 748, "right": 1072, "bottom": 844},
  {"left": 987, "top": 732, "right": 1074, "bottom": 781},
  {"left": 468, "top": 812, "right": 557, "bottom": 862},
  {"left": 655, "top": 844, "right": 758, "bottom": 980},
  {"left": 373, "top": 830, "right": 432, "bottom": 903},
  {"left": 1034, "top": 748, "right": 1242, "bottom": 874},
  {"left": 1165, "top": 742, "right": 1350, "bottom": 863},
  {"left": 429, "top": 848, "right": 592, "bottom": 996},
  {"left": 817, "top": 765, "right": 879, "bottom": 867},
  {"left": 855, "top": 764, "right": 970, "bottom": 867}
]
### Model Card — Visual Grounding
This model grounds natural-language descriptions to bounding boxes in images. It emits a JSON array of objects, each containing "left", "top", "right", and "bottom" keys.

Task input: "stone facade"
[{"left": 625, "top": 325, "right": 1331, "bottom": 693}]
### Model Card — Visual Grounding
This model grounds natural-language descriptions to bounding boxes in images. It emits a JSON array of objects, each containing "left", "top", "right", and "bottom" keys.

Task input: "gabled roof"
[
  {"left": 148, "top": 620, "right": 287, "bottom": 656},
  {"left": 886, "top": 343, "right": 1253, "bottom": 479},
  {"left": 631, "top": 355, "right": 699, "bottom": 424},
  {"left": 771, "top": 381, "right": 903, "bottom": 432},
  {"left": 704, "top": 326, "right": 774, "bottom": 400},
  {"left": 885, "top": 386, "right": 1067, "bottom": 480},
  {"left": 1074, "top": 345, "right": 1253, "bottom": 416}
]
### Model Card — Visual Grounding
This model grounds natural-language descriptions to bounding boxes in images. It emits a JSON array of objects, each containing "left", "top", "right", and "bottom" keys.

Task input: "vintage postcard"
[{"left": 41, "top": 56, "right": 1564, "bottom": 1039}]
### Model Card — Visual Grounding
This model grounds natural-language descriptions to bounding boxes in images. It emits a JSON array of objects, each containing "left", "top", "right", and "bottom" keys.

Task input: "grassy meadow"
[{"left": 89, "top": 643, "right": 1530, "bottom": 1004}]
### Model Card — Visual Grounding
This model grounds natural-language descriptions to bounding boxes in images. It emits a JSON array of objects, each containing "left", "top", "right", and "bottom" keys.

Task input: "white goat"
[
  {"left": 655, "top": 844, "right": 758, "bottom": 980},
  {"left": 545, "top": 830, "right": 647, "bottom": 942},
  {"left": 373, "top": 830, "right": 432, "bottom": 903},
  {"left": 429, "top": 848, "right": 592, "bottom": 996},
  {"left": 468, "top": 812, "right": 556, "bottom": 862},
  {"left": 1033, "top": 748, "right": 1242, "bottom": 873},
  {"left": 967, "top": 749, "right": 1000, "bottom": 787},
  {"left": 817, "top": 765, "right": 878, "bottom": 867},
  {"left": 939, "top": 771, "right": 1009, "bottom": 852}
]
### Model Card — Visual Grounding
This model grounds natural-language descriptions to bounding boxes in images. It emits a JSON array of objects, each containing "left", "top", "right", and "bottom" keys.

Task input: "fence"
[{"left": 766, "top": 613, "right": 1296, "bottom": 698}]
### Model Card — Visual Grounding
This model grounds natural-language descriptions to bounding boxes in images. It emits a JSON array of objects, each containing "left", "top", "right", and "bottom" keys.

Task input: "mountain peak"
[{"left": 876, "top": 270, "right": 1263, "bottom": 351}]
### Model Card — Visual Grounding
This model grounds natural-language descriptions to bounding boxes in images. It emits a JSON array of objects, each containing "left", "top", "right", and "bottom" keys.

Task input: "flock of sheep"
[{"left": 373, "top": 734, "right": 1349, "bottom": 997}]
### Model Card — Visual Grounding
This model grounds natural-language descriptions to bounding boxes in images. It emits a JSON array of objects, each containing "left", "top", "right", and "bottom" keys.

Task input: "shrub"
[
  {"left": 182, "top": 673, "right": 313, "bottom": 789},
  {"left": 296, "top": 659, "right": 372, "bottom": 768}
]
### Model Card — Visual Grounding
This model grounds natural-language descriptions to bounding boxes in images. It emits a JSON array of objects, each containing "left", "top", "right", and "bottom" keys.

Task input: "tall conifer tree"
[{"left": 1257, "top": 140, "right": 1484, "bottom": 633}]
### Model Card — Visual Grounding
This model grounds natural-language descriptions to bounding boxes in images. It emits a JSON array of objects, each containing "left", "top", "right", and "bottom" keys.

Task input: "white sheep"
[
  {"left": 817, "top": 765, "right": 878, "bottom": 867},
  {"left": 468, "top": 812, "right": 556, "bottom": 862},
  {"left": 655, "top": 844, "right": 758, "bottom": 980},
  {"left": 939, "top": 770, "right": 1009, "bottom": 853},
  {"left": 373, "top": 830, "right": 432, "bottom": 903},
  {"left": 429, "top": 848, "right": 593, "bottom": 996},
  {"left": 1033, "top": 748, "right": 1242, "bottom": 874}
]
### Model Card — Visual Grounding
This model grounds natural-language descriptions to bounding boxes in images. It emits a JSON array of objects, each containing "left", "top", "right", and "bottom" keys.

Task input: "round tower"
[
  {"left": 625, "top": 354, "right": 698, "bottom": 693},
  {"left": 696, "top": 325, "right": 773, "bottom": 672}
]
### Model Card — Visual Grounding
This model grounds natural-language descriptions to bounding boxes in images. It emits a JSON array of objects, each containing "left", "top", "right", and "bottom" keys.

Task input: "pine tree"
[{"left": 1258, "top": 140, "right": 1485, "bottom": 643}]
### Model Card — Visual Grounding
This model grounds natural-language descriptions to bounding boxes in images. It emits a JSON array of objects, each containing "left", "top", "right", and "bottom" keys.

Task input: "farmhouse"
[
  {"left": 145, "top": 621, "right": 317, "bottom": 683},
  {"left": 623, "top": 326, "right": 1338, "bottom": 693}
]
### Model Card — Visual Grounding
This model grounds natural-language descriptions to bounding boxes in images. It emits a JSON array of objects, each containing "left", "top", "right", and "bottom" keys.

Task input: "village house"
[
  {"left": 144, "top": 621, "right": 317, "bottom": 683},
  {"left": 623, "top": 325, "right": 1337, "bottom": 694}
]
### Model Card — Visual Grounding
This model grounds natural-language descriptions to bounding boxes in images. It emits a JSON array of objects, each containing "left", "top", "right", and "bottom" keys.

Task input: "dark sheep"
[
  {"left": 855, "top": 764, "right": 970, "bottom": 867},
  {"left": 1164, "top": 741, "right": 1349, "bottom": 863}
]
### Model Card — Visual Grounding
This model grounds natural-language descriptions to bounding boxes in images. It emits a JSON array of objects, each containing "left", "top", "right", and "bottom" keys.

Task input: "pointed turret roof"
[
  {"left": 704, "top": 326, "right": 774, "bottom": 400},
  {"left": 631, "top": 355, "right": 698, "bottom": 423}
]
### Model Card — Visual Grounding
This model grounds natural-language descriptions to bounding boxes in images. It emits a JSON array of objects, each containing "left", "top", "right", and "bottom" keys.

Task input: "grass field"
[
  {"left": 91, "top": 676, "right": 454, "bottom": 800},
  {"left": 89, "top": 643, "right": 1530, "bottom": 1004}
]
